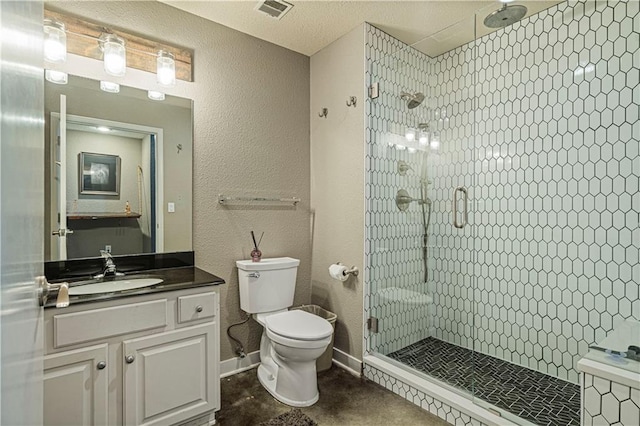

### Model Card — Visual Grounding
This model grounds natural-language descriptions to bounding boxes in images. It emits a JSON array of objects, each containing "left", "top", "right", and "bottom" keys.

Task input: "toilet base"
[{"left": 257, "top": 363, "right": 319, "bottom": 407}]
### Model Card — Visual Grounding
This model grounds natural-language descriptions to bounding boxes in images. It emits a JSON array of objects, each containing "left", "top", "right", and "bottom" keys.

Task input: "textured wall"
[
  {"left": 309, "top": 24, "right": 365, "bottom": 361},
  {"left": 48, "top": 1, "right": 311, "bottom": 361}
]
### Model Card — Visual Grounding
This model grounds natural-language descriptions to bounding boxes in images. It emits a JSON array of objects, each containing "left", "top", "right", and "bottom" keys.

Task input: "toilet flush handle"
[{"left": 248, "top": 272, "right": 260, "bottom": 279}]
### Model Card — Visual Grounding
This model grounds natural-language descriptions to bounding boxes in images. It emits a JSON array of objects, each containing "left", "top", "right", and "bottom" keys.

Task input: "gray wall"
[
  {"left": 310, "top": 25, "right": 366, "bottom": 362},
  {"left": 65, "top": 130, "right": 145, "bottom": 258},
  {"left": 47, "top": 1, "right": 311, "bottom": 361},
  {"left": 67, "top": 130, "right": 142, "bottom": 215}
]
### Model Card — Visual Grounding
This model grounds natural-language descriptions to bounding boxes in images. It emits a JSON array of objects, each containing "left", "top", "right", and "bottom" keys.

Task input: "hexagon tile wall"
[
  {"left": 365, "top": 23, "right": 435, "bottom": 356},
  {"left": 429, "top": 0, "right": 639, "bottom": 384},
  {"left": 364, "top": 0, "right": 639, "bottom": 409},
  {"left": 582, "top": 373, "right": 640, "bottom": 425}
]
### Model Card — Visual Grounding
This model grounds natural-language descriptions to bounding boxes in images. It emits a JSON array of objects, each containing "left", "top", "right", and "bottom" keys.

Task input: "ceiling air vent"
[{"left": 255, "top": 0, "right": 293, "bottom": 20}]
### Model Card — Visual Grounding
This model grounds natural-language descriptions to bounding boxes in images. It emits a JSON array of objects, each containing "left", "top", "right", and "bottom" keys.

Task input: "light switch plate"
[{"left": 168, "top": 202, "right": 175, "bottom": 213}]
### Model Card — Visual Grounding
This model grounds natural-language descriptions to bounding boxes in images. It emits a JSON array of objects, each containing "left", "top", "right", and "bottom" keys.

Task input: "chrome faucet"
[{"left": 92, "top": 250, "right": 124, "bottom": 279}]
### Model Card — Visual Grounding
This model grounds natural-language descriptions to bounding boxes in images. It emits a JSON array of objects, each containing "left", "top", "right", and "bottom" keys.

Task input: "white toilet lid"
[{"left": 265, "top": 310, "right": 333, "bottom": 341}]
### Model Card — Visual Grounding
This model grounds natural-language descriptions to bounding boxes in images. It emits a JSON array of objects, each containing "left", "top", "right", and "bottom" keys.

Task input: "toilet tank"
[{"left": 236, "top": 257, "right": 300, "bottom": 314}]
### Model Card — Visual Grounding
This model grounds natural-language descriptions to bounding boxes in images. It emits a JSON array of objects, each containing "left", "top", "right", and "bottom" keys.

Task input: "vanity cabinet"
[
  {"left": 123, "top": 324, "right": 216, "bottom": 426},
  {"left": 43, "top": 287, "right": 220, "bottom": 426},
  {"left": 43, "top": 344, "right": 109, "bottom": 426}
]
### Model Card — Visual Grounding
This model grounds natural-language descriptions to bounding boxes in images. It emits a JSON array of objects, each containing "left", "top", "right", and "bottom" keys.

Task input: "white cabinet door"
[
  {"left": 123, "top": 323, "right": 218, "bottom": 426},
  {"left": 43, "top": 344, "right": 109, "bottom": 426}
]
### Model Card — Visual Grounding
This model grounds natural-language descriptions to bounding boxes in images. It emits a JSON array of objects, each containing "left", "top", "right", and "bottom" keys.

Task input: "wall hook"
[
  {"left": 318, "top": 108, "right": 328, "bottom": 118},
  {"left": 176, "top": 143, "right": 183, "bottom": 154},
  {"left": 346, "top": 96, "right": 357, "bottom": 107}
]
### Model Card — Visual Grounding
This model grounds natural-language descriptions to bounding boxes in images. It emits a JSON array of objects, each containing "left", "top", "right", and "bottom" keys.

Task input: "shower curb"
[{"left": 364, "top": 355, "right": 521, "bottom": 426}]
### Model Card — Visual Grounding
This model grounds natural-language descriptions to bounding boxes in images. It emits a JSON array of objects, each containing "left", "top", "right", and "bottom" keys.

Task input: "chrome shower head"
[
  {"left": 400, "top": 91, "right": 425, "bottom": 109},
  {"left": 484, "top": 4, "right": 528, "bottom": 28}
]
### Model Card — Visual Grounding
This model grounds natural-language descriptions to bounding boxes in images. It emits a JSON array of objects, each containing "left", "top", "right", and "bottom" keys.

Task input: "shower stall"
[{"left": 363, "top": 1, "right": 638, "bottom": 425}]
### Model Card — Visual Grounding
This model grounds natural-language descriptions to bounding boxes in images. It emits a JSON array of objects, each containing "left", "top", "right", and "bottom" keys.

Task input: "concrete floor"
[{"left": 217, "top": 366, "right": 450, "bottom": 425}]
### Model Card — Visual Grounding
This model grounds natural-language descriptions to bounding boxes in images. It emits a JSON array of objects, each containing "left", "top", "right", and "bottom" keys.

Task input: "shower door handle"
[{"left": 453, "top": 186, "right": 468, "bottom": 229}]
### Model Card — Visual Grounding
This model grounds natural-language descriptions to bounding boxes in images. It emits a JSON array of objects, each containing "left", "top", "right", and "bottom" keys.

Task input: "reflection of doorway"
[{"left": 49, "top": 113, "right": 163, "bottom": 260}]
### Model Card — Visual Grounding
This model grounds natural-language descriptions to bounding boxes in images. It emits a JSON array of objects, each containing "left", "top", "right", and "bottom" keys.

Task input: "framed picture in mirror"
[{"left": 79, "top": 152, "right": 121, "bottom": 196}]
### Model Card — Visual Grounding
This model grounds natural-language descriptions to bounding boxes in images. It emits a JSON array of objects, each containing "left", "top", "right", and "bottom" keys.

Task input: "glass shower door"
[{"left": 364, "top": 19, "right": 478, "bottom": 398}]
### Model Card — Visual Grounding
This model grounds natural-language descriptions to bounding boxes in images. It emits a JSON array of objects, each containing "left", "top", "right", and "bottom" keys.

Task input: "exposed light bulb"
[
  {"left": 100, "top": 81, "right": 120, "bottom": 93},
  {"left": 96, "top": 126, "right": 111, "bottom": 132},
  {"left": 405, "top": 127, "right": 416, "bottom": 142},
  {"left": 156, "top": 50, "right": 176, "bottom": 87},
  {"left": 45, "top": 69, "right": 68, "bottom": 85},
  {"left": 44, "top": 19, "right": 66, "bottom": 63},
  {"left": 104, "top": 52, "right": 125, "bottom": 75},
  {"left": 430, "top": 131, "right": 441, "bottom": 150},
  {"left": 147, "top": 90, "right": 166, "bottom": 101},
  {"left": 100, "top": 34, "right": 126, "bottom": 77},
  {"left": 418, "top": 131, "right": 429, "bottom": 146}
]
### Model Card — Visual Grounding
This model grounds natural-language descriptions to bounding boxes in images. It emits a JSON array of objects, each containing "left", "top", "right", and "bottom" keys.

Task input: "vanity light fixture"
[
  {"left": 44, "top": 11, "right": 194, "bottom": 83},
  {"left": 156, "top": 50, "right": 176, "bottom": 87},
  {"left": 147, "top": 90, "right": 165, "bottom": 101},
  {"left": 43, "top": 19, "right": 67, "bottom": 63},
  {"left": 100, "top": 81, "right": 120, "bottom": 93},
  {"left": 45, "top": 69, "right": 68, "bottom": 85},
  {"left": 100, "top": 33, "right": 126, "bottom": 77}
]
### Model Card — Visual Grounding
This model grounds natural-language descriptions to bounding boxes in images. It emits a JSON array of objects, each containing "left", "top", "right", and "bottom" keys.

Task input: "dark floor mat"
[{"left": 258, "top": 409, "right": 318, "bottom": 426}]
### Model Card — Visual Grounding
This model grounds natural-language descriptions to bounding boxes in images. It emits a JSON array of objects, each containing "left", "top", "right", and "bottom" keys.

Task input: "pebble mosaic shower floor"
[{"left": 389, "top": 337, "right": 581, "bottom": 426}]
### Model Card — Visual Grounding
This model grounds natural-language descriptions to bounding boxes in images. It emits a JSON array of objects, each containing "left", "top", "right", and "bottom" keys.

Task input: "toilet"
[{"left": 236, "top": 257, "right": 334, "bottom": 407}]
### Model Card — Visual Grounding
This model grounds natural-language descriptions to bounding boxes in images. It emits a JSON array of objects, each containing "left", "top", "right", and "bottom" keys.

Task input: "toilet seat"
[
  {"left": 266, "top": 327, "right": 331, "bottom": 349},
  {"left": 264, "top": 310, "right": 333, "bottom": 349},
  {"left": 265, "top": 310, "right": 333, "bottom": 340}
]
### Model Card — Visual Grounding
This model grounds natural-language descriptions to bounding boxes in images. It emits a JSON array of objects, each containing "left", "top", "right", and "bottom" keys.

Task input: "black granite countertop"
[{"left": 44, "top": 266, "right": 225, "bottom": 308}]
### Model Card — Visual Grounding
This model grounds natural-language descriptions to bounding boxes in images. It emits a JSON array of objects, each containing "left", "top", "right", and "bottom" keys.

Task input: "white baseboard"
[
  {"left": 220, "top": 351, "right": 260, "bottom": 378},
  {"left": 220, "top": 348, "right": 362, "bottom": 379},
  {"left": 332, "top": 347, "right": 362, "bottom": 377}
]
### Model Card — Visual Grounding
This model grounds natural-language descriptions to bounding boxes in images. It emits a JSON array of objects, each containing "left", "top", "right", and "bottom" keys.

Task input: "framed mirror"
[{"left": 45, "top": 75, "right": 193, "bottom": 261}]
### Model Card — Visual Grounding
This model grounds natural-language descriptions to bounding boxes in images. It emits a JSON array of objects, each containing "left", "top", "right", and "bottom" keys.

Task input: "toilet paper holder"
[{"left": 336, "top": 262, "right": 359, "bottom": 277}]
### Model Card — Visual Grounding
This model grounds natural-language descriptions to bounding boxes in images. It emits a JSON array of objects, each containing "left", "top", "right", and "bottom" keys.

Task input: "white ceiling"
[{"left": 159, "top": 0, "right": 562, "bottom": 57}]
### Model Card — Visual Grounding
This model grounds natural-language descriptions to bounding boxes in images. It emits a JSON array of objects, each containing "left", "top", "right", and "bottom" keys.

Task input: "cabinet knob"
[
  {"left": 195, "top": 305, "right": 203, "bottom": 313},
  {"left": 97, "top": 361, "right": 106, "bottom": 370},
  {"left": 125, "top": 355, "right": 135, "bottom": 364}
]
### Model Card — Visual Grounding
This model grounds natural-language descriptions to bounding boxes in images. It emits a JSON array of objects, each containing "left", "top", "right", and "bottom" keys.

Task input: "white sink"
[{"left": 69, "top": 278, "right": 163, "bottom": 296}]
